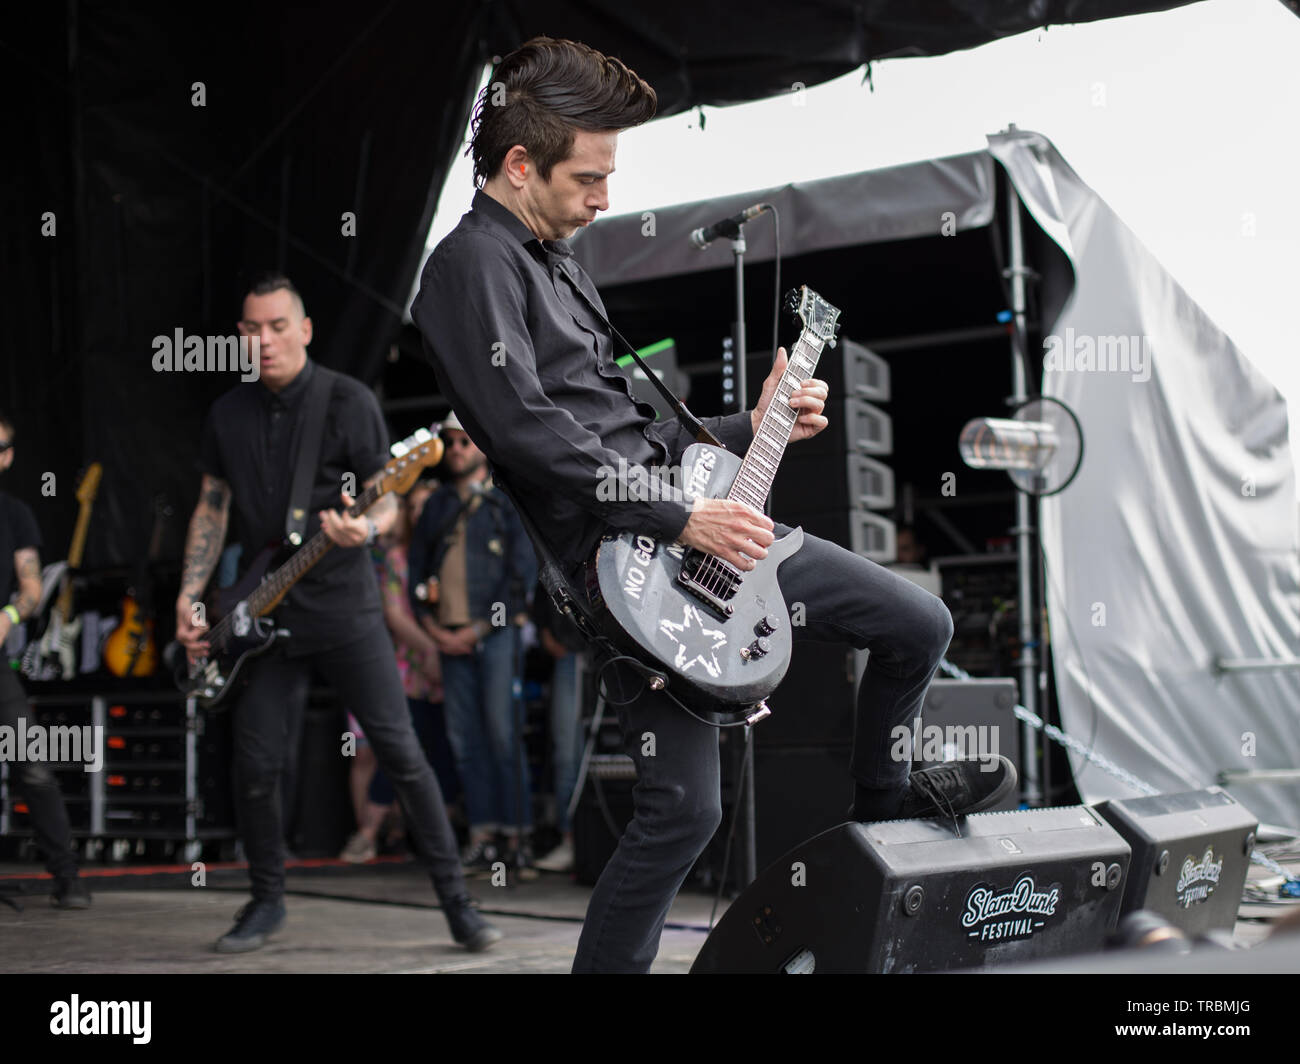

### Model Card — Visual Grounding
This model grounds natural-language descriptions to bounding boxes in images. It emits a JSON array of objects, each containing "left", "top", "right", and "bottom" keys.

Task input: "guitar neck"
[
  {"left": 57, "top": 487, "right": 99, "bottom": 621},
  {"left": 244, "top": 480, "right": 386, "bottom": 618},
  {"left": 726, "top": 329, "right": 828, "bottom": 510}
]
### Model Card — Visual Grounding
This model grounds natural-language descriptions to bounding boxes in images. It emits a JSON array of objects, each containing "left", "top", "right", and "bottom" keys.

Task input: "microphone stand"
[{"left": 727, "top": 225, "right": 759, "bottom": 893}]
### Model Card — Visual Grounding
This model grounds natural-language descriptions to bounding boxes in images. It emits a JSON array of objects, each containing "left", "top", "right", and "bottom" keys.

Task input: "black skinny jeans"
[
  {"left": 0, "top": 667, "right": 78, "bottom": 879},
  {"left": 571, "top": 525, "right": 954, "bottom": 973},
  {"left": 230, "top": 621, "right": 466, "bottom": 903}
]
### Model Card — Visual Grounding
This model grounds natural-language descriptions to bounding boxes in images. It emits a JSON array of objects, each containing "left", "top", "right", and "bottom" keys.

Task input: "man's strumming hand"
[{"left": 678, "top": 496, "right": 775, "bottom": 572}]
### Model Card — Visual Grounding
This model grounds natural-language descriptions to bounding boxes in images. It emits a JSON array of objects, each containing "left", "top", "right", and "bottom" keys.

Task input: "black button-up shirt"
[
  {"left": 197, "top": 358, "right": 391, "bottom": 655},
  {"left": 411, "top": 190, "right": 754, "bottom": 575}
]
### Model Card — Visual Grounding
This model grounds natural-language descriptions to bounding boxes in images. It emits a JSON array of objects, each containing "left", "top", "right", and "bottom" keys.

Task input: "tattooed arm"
[
  {"left": 12, "top": 547, "right": 42, "bottom": 619},
  {"left": 0, "top": 546, "right": 43, "bottom": 644},
  {"left": 174, "top": 475, "right": 231, "bottom": 657}
]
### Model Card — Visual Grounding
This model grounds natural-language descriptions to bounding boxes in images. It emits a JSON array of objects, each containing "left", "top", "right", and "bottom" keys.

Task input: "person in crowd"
[
  {"left": 0, "top": 409, "right": 92, "bottom": 909},
  {"left": 407, "top": 413, "right": 536, "bottom": 876}
]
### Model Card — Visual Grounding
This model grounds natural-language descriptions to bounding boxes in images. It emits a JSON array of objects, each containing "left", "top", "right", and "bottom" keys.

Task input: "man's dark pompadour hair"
[
  {"left": 469, "top": 36, "right": 657, "bottom": 186},
  {"left": 243, "top": 271, "right": 306, "bottom": 316}
]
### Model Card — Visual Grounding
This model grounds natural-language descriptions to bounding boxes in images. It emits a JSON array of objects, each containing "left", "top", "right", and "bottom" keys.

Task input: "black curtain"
[{"left": 8, "top": 0, "right": 1200, "bottom": 565}]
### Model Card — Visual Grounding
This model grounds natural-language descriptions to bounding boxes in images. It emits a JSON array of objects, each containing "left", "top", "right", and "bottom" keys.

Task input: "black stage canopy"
[{"left": 6, "top": 0, "right": 1205, "bottom": 564}]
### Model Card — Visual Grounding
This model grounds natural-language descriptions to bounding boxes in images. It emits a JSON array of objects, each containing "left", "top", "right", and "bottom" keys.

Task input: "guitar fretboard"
[
  {"left": 727, "top": 331, "right": 827, "bottom": 510},
  {"left": 206, "top": 480, "right": 385, "bottom": 654}
]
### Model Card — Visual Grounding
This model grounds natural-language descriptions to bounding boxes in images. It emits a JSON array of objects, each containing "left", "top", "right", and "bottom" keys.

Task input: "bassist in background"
[
  {"left": 412, "top": 38, "right": 1016, "bottom": 973},
  {"left": 0, "top": 410, "right": 91, "bottom": 908},
  {"left": 173, "top": 274, "right": 500, "bottom": 954}
]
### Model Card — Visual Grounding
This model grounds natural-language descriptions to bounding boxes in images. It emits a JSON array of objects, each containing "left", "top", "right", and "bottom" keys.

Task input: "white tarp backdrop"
[
  {"left": 572, "top": 129, "right": 1300, "bottom": 830},
  {"left": 994, "top": 131, "right": 1300, "bottom": 831}
]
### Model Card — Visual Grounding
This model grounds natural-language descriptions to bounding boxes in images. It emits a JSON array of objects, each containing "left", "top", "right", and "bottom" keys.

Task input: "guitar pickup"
[{"left": 678, "top": 550, "right": 742, "bottom": 618}]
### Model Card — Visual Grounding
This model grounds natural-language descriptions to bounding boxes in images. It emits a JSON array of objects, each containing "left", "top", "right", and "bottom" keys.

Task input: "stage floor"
[
  {"left": 0, "top": 858, "right": 720, "bottom": 974},
  {"left": 0, "top": 847, "right": 1292, "bottom": 974}
]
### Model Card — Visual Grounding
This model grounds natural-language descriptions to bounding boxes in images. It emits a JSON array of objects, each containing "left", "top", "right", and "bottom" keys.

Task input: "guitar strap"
[
  {"left": 556, "top": 260, "right": 725, "bottom": 448},
  {"left": 489, "top": 468, "right": 604, "bottom": 647},
  {"left": 285, "top": 363, "right": 334, "bottom": 546}
]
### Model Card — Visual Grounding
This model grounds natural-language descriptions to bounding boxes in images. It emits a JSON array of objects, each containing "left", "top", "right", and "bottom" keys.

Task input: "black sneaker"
[
  {"left": 897, "top": 756, "right": 1018, "bottom": 820},
  {"left": 51, "top": 874, "right": 91, "bottom": 910},
  {"left": 214, "top": 898, "right": 286, "bottom": 953},
  {"left": 502, "top": 838, "right": 540, "bottom": 882},
  {"left": 460, "top": 836, "right": 500, "bottom": 876},
  {"left": 443, "top": 895, "right": 503, "bottom": 952}
]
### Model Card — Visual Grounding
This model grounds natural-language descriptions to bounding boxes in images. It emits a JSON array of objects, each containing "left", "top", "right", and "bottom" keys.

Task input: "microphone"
[{"left": 689, "top": 203, "right": 771, "bottom": 249}]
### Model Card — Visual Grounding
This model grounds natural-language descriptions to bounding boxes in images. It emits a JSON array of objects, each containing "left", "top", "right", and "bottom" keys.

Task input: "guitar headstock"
[
  {"left": 784, "top": 286, "right": 841, "bottom": 348},
  {"left": 381, "top": 427, "right": 444, "bottom": 497},
  {"left": 76, "top": 462, "right": 103, "bottom": 504}
]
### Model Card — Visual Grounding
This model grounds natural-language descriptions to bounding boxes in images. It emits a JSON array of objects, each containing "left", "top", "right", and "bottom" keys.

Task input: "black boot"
[
  {"left": 443, "top": 894, "right": 503, "bottom": 952},
  {"left": 214, "top": 897, "right": 286, "bottom": 953},
  {"left": 51, "top": 873, "right": 91, "bottom": 910}
]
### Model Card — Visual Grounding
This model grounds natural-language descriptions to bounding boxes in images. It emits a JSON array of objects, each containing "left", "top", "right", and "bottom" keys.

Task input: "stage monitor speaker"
[
  {"left": 774, "top": 451, "right": 895, "bottom": 514},
  {"left": 787, "top": 507, "right": 896, "bottom": 562},
  {"left": 797, "top": 397, "right": 892, "bottom": 459},
  {"left": 758, "top": 642, "right": 860, "bottom": 747},
  {"left": 815, "top": 339, "right": 891, "bottom": 403},
  {"left": 691, "top": 806, "right": 1131, "bottom": 973},
  {"left": 1091, "top": 787, "right": 1257, "bottom": 935},
  {"left": 753, "top": 743, "right": 852, "bottom": 869}
]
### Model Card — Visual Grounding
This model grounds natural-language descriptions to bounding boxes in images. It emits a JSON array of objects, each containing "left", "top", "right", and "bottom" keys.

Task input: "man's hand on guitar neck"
[
  {"left": 320, "top": 491, "right": 373, "bottom": 548},
  {"left": 751, "top": 346, "right": 830, "bottom": 441},
  {"left": 679, "top": 497, "right": 775, "bottom": 572}
]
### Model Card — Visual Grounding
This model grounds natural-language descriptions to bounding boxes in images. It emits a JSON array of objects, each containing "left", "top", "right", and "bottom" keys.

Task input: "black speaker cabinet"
[
  {"left": 691, "top": 806, "right": 1132, "bottom": 973},
  {"left": 754, "top": 744, "right": 852, "bottom": 869},
  {"left": 1091, "top": 787, "right": 1257, "bottom": 935}
]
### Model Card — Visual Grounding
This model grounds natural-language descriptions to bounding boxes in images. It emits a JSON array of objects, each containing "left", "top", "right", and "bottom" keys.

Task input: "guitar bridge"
[{"left": 678, "top": 550, "right": 743, "bottom": 618}]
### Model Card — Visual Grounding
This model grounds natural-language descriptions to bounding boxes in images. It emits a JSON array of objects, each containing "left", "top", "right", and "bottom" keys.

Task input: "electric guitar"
[
  {"left": 173, "top": 428, "right": 442, "bottom": 707},
  {"left": 103, "top": 495, "right": 171, "bottom": 677},
  {"left": 22, "top": 463, "right": 102, "bottom": 681},
  {"left": 584, "top": 287, "right": 841, "bottom": 724}
]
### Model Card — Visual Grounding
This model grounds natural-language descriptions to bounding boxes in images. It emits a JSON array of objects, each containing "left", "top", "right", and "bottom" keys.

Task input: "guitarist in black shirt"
[
  {"left": 413, "top": 39, "right": 1016, "bottom": 973},
  {"left": 0, "top": 410, "right": 91, "bottom": 908},
  {"left": 174, "top": 275, "right": 499, "bottom": 954}
]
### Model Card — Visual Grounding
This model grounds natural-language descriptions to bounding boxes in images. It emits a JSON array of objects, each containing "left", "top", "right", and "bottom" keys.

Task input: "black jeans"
[
  {"left": 231, "top": 621, "right": 466, "bottom": 902},
  {"left": 571, "top": 525, "right": 954, "bottom": 973},
  {"left": 0, "top": 667, "right": 78, "bottom": 878}
]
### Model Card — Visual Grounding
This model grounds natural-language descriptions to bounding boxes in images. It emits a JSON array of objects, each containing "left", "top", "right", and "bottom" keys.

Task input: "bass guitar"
[
  {"left": 584, "top": 287, "right": 841, "bottom": 724},
  {"left": 173, "top": 428, "right": 442, "bottom": 707}
]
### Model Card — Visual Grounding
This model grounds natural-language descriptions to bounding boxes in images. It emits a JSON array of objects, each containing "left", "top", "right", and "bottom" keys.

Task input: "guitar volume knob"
[{"left": 755, "top": 614, "right": 780, "bottom": 636}]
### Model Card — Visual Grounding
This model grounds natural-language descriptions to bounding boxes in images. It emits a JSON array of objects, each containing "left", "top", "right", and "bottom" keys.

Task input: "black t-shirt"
[
  {"left": 197, "top": 359, "right": 391, "bottom": 655},
  {"left": 0, "top": 490, "right": 41, "bottom": 607}
]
